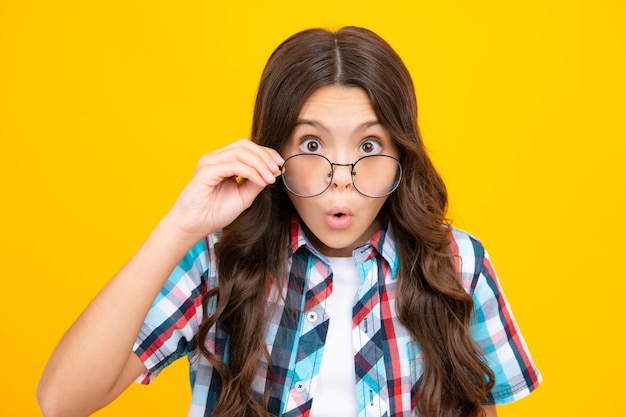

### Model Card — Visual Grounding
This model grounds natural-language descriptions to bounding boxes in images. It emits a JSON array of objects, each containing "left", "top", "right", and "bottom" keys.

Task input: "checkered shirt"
[{"left": 133, "top": 218, "right": 541, "bottom": 416}]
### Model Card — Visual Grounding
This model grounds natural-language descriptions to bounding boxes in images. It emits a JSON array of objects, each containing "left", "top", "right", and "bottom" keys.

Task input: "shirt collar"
[{"left": 288, "top": 214, "right": 399, "bottom": 278}]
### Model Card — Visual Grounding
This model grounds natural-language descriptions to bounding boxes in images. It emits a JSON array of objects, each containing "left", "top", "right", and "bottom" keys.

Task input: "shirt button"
[
  {"left": 306, "top": 311, "right": 318, "bottom": 323},
  {"left": 294, "top": 381, "right": 307, "bottom": 392}
]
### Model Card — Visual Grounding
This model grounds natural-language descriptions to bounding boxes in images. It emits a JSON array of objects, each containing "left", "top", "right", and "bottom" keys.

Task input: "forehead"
[{"left": 297, "top": 85, "right": 377, "bottom": 124}]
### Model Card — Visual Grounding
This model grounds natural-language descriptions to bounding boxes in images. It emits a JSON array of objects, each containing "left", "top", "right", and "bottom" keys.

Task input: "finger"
[
  {"left": 198, "top": 160, "right": 276, "bottom": 189},
  {"left": 198, "top": 146, "right": 281, "bottom": 185},
  {"left": 212, "top": 139, "right": 284, "bottom": 173},
  {"left": 237, "top": 178, "right": 268, "bottom": 208}
]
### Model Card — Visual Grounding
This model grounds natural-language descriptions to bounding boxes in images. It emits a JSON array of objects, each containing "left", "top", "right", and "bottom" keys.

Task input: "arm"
[{"left": 37, "top": 140, "right": 283, "bottom": 417}]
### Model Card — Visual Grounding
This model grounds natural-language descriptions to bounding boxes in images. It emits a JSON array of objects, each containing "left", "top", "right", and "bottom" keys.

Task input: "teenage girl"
[{"left": 38, "top": 26, "right": 541, "bottom": 417}]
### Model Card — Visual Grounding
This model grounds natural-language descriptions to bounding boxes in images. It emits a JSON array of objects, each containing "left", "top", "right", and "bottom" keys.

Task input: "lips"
[{"left": 326, "top": 206, "right": 353, "bottom": 229}]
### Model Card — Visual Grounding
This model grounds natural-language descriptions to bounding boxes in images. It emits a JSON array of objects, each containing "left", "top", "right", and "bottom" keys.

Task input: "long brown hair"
[{"left": 198, "top": 26, "right": 494, "bottom": 417}]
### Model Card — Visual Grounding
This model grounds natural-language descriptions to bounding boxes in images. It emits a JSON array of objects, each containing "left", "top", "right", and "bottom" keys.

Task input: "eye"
[
  {"left": 359, "top": 138, "right": 383, "bottom": 154},
  {"left": 299, "top": 136, "right": 323, "bottom": 153}
]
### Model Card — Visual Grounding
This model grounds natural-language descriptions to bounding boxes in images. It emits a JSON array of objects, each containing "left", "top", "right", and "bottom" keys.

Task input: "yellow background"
[{"left": 1, "top": 0, "right": 624, "bottom": 416}]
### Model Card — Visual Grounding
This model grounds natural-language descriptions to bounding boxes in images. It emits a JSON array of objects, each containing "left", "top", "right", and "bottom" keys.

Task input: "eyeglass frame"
[{"left": 280, "top": 153, "right": 403, "bottom": 198}]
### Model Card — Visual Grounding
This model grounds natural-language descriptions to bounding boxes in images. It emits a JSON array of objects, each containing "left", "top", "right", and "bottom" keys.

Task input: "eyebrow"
[{"left": 295, "top": 119, "right": 381, "bottom": 132}]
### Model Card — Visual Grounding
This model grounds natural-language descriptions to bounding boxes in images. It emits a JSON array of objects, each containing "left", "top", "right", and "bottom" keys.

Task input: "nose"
[{"left": 331, "top": 163, "right": 354, "bottom": 191}]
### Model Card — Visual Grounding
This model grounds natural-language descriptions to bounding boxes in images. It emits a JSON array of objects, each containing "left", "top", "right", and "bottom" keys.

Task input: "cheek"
[
  {"left": 365, "top": 200, "right": 388, "bottom": 223},
  {"left": 288, "top": 195, "right": 313, "bottom": 218}
]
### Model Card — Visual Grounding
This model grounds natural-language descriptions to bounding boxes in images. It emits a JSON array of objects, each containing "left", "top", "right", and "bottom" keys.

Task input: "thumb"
[{"left": 237, "top": 179, "right": 270, "bottom": 209}]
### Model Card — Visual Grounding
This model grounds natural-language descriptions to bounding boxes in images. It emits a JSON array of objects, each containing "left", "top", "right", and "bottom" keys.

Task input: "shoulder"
[
  {"left": 449, "top": 228, "right": 487, "bottom": 266},
  {"left": 162, "top": 232, "right": 220, "bottom": 295},
  {"left": 448, "top": 228, "right": 490, "bottom": 293}
]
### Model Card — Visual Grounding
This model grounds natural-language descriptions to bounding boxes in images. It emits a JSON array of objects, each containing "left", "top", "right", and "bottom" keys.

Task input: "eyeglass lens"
[{"left": 281, "top": 154, "right": 401, "bottom": 198}]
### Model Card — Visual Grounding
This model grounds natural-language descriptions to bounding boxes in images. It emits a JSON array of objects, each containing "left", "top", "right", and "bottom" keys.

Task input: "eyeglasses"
[{"left": 281, "top": 153, "right": 402, "bottom": 198}]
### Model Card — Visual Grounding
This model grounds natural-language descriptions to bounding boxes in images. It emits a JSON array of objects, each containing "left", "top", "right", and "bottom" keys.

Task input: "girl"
[{"left": 38, "top": 26, "right": 541, "bottom": 417}]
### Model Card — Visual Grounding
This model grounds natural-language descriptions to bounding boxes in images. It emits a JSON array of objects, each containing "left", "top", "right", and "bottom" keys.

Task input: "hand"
[{"left": 164, "top": 139, "right": 284, "bottom": 239}]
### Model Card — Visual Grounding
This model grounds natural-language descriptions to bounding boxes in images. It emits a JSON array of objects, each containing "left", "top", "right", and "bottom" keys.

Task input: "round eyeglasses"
[{"left": 281, "top": 153, "right": 402, "bottom": 198}]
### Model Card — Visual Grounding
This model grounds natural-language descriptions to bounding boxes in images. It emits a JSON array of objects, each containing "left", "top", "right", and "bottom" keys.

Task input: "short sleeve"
[
  {"left": 132, "top": 235, "right": 216, "bottom": 384},
  {"left": 452, "top": 229, "right": 542, "bottom": 404}
]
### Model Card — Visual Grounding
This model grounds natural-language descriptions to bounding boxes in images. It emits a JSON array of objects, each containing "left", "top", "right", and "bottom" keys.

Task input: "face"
[{"left": 281, "top": 85, "right": 400, "bottom": 257}]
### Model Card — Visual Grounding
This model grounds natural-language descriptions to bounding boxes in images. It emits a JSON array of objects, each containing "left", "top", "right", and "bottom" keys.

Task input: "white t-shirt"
[{"left": 309, "top": 256, "right": 360, "bottom": 417}]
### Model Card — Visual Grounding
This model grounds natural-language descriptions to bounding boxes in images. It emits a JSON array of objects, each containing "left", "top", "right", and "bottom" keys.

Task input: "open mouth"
[
  {"left": 326, "top": 206, "right": 353, "bottom": 229},
  {"left": 328, "top": 206, "right": 352, "bottom": 218}
]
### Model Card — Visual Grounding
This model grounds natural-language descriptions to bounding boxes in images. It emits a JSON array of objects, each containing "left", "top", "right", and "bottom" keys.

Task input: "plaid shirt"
[{"left": 134, "top": 218, "right": 541, "bottom": 416}]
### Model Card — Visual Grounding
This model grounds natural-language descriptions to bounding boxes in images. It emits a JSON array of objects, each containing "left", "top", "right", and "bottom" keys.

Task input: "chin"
[{"left": 316, "top": 237, "right": 361, "bottom": 257}]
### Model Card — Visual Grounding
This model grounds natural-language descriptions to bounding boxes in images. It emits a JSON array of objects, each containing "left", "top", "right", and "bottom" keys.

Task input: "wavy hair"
[{"left": 197, "top": 26, "right": 494, "bottom": 417}]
